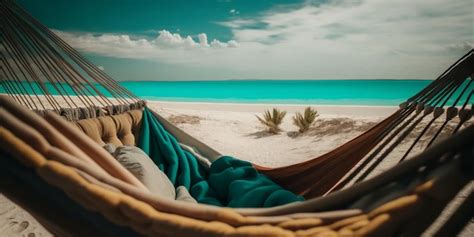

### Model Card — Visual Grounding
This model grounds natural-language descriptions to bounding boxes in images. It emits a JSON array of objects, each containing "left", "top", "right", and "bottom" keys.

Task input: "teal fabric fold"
[{"left": 137, "top": 107, "right": 304, "bottom": 208}]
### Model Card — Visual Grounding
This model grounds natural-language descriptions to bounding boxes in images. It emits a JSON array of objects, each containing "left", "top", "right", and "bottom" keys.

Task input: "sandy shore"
[
  {"left": 147, "top": 101, "right": 396, "bottom": 167},
  {"left": 1, "top": 99, "right": 472, "bottom": 236}
]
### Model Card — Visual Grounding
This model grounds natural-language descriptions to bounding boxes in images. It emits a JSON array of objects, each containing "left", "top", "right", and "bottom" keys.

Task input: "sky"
[{"left": 17, "top": 0, "right": 474, "bottom": 81}]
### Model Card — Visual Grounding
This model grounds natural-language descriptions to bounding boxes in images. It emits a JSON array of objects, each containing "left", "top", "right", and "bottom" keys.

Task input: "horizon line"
[{"left": 118, "top": 78, "right": 434, "bottom": 83}]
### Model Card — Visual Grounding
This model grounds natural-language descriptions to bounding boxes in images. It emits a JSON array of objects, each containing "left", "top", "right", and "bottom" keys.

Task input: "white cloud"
[
  {"left": 227, "top": 40, "right": 239, "bottom": 48},
  {"left": 448, "top": 42, "right": 474, "bottom": 52},
  {"left": 198, "top": 33, "right": 209, "bottom": 47},
  {"left": 54, "top": 29, "right": 237, "bottom": 64},
  {"left": 229, "top": 9, "right": 240, "bottom": 15},
  {"left": 210, "top": 39, "right": 227, "bottom": 48},
  {"left": 219, "top": 0, "right": 473, "bottom": 79},
  {"left": 55, "top": 0, "right": 473, "bottom": 79},
  {"left": 216, "top": 19, "right": 258, "bottom": 29}
]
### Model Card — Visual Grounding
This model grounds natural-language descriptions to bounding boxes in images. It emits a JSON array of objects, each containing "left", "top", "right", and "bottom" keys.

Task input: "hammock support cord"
[
  {"left": 0, "top": 0, "right": 144, "bottom": 119},
  {"left": 256, "top": 51, "right": 473, "bottom": 197}
]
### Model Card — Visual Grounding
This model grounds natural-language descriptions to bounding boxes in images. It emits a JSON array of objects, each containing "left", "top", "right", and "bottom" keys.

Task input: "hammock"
[
  {"left": 1, "top": 0, "right": 473, "bottom": 235},
  {"left": 1, "top": 100, "right": 472, "bottom": 236}
]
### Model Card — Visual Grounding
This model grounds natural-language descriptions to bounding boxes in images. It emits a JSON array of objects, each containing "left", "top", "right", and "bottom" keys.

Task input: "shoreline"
[
  {"left": 0, "top": 93, "right": 398, "bottom": 118},
  {"left": 119, "top": 79, "right": 433, "bottom": 82},
  {"left": 146, "top": 100, "right": 398, "bottom": 118}
]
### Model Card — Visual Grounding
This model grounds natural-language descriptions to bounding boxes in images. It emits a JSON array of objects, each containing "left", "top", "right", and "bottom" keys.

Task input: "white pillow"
[{"left": 104, "top": 144, "right": 176, "bottom": 200}]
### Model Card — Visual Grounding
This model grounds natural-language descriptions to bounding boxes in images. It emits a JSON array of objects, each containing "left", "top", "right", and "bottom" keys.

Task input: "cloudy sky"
[{"left": 18, "top": 0, "right": 473, "bottom": 81}]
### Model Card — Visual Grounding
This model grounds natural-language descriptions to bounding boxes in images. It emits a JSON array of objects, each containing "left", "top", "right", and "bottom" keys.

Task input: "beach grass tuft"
[
  {"left": 256, "top": 108, "right": 286, "bottom": 134},
  {"left": 293, "top": 107, "right": 318, "bottom": 133}
]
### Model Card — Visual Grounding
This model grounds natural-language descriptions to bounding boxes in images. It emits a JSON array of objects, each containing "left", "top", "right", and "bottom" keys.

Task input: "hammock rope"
[
  {"left": 2, "top": 7, "right": 83, "bottom": 109},
  {"left": 398, "top": 79, "right": 473, "bottom": 162},
  {"left": 2, "top": 3, "right": 110, "bottom": 108},
  {"left": 352, "top": 57, "right": 473, "bottom": 183},
  {"left": 258, "top": 51, "right": 473, "bottom": 196},
  {"left": 1, "top": 0, "right": 145, "bottom": 119}
]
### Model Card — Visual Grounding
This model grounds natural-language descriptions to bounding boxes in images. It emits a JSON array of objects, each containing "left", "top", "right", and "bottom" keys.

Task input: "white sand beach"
[
  {"left": 1, "top": 100, "right": 472, "bottom": 236},
  {"left": 147, "top": 101, "right": 396, "bottom": 167}
]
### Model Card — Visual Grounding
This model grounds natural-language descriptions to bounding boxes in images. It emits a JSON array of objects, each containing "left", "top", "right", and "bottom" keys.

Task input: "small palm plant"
[
  {"left": 256, "top": 108, "right": 287, "bottom": 134},
  {"left": 293, "top": 107, "right": 318, "bottom": 133}
]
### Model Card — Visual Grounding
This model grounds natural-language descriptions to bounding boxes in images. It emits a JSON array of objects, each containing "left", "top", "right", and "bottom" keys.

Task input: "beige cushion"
[
  {"left": 76, "top": 118, "right": 105, "bottom": 146},
  {"left": 98, "top": 116, "right": 123, "bottom": 146},
  {"left": 128, "top": 110, "right": 143, "bottom": 141},
  {"left": 105, "top": 144, "right": 176, "bottom": 200},
  {"left": 73, "top": 110, "right": 143, "bottom": 146},
  {"left": 111, "top": 114, "right": 134, "bottom": 145},
  {"left": 176, "top": 186, "right": 198, "bottom": 204}
]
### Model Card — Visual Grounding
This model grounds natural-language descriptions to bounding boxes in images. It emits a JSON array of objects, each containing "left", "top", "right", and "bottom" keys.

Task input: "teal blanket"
[{"left": 137, "top": 107, "right": 304, "bottom": 207}]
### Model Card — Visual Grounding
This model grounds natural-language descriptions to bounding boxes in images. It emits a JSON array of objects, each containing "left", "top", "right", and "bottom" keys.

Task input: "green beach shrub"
[
  {"left": 256, "top": 108, "right": 287, "bottom": 134},
  {"left": 293, "top": 107, "right": 318, "bottom": 133}
]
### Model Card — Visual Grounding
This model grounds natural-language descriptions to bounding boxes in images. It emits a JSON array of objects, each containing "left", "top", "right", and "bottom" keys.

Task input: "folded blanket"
[
  {"left": 195, "top": 156, "right": 305, "bottom": 207},
  {"left": 138, "top": 107, "right": 304, "bottom": 208}
]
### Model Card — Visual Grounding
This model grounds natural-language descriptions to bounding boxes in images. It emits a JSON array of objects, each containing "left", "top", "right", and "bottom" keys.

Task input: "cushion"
[
  {"left": 112, "top": 113, "right": 134, "bottom": 145},
  {"left": 98, "top": 116, "right": 123, "bottom": 146},
  {"left": 104, "top": 144, "right": 175, "bottom": 199},
  {"left": 73, "top": 110, "right": 143, "bottom": 146},
  {"left": 176, "top": 186, "right": 198, "bottom": 204},
  {"left": 76, "top": 118, "right": 105, "bottom": 146},
  {"left": 127, "top": 110, "right": 143, "bottom": 141}
]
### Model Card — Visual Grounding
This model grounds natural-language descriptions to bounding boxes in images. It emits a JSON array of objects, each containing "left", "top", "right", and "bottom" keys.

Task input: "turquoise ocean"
[
  {"left": 3, "top": 80, "right": 473, "bottom": 106},
  {"left": 122, "top": 80, "right": 437, "bottom": 106}
]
